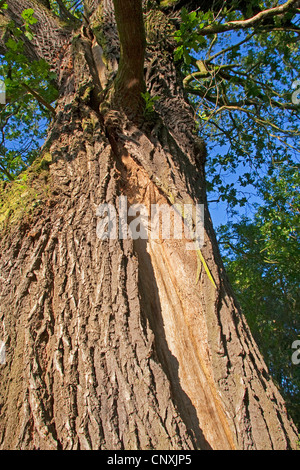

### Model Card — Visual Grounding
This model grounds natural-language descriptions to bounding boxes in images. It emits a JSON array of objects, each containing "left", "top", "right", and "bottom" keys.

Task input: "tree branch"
[
  {"left": 197, "top": 0, "right": 299, "bottom": 36},
  {"left": 213, "top": 105, "right": 300, "bottom": 136},
  {"left": 185, "top": 62, "right": 300, "bottom": 116},
  {"left": 56, "top": 0, "right": 81, "bottom": 24},
  {"left": 159, "top": 0, "right": 240, "bottom": 14},
  {"left": 112, "top": 0, "right": 146, "bottom": 119},
  {"left": 207, "top": 31, "right": 256, "bottom": 62},
  {"left": 0, "top": 160, "right": 14, "bottom": 180},
  {"left": 22, "top": 83, "right": 56, "bottom": 117},
  {"left": 183, "top": 63, "right": 238, "bottom": 87}
]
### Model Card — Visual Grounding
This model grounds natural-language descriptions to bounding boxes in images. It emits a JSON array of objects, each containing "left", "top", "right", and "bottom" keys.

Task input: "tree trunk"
[{"left": 0, "top": 0, "right": 298, "bottom": 450}]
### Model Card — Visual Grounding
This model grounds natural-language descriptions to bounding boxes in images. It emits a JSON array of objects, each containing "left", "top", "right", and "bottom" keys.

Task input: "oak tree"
[{"left": 0, "top": 0, "right": 299, "bottom": 450}]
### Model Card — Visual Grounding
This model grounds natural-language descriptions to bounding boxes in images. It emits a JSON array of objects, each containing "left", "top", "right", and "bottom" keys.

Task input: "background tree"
[
  {"left": 218, "top": 163, "right": 300, "bottom": 429},
  {"left": 0, "top": 0, "right": 299, "bottom": 450}
]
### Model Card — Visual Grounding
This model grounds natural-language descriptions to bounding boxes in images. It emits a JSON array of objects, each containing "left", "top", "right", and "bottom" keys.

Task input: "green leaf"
[
  {"left": 24, "top": 30, "right": 34, "bottom": 41},
  {"left": 21, "top": 8, "right": 37, "bottom": 25},
  {"left": 5, "top": 38, "right": 19, "bottom": 51}
]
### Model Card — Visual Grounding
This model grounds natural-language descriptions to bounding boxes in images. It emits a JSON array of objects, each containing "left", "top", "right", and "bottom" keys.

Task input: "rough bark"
[
  {"left": 0, "top": 0, "right": 298, "bottom": 450},
  {"left": 0, "top": 0, "right": 72, "bottom": 69}
]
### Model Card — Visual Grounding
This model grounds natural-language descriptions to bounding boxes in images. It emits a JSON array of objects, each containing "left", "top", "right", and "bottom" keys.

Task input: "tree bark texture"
[{"left": 0, "top": 0, "right": 298, "bottom": 450}]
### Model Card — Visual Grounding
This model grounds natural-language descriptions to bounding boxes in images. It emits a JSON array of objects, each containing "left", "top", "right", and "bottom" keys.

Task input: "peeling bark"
[{"left": 0, "top": 0, "right": 298, "bottom": 450}]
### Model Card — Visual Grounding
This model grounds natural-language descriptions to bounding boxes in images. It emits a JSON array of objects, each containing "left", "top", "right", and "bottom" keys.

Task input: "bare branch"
[
  {"left": 198, "top": 0, "right": 299, "bottom": 36},
  {"left": 22, "top": 83, "right": 56, "bottom": 117},
  {"left": 207, "top": 31, "right": 256, "bottom": 63},
  {"left": 213, "top": 105, "right": 300, "bottom": 136}
]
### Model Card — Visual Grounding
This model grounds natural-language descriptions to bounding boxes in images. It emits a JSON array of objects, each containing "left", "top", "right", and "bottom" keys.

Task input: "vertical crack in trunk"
[{"left": 116, "top": 150, "right": 235, "bottom": 449}]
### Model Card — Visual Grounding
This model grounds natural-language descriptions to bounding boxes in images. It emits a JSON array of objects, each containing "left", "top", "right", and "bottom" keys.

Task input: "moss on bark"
[{"left": 0, "top": 152, "right": 52, "bottom": 232}]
